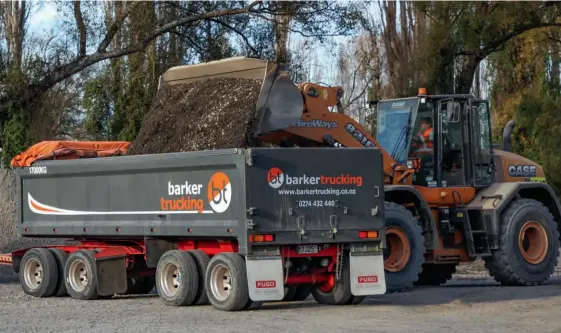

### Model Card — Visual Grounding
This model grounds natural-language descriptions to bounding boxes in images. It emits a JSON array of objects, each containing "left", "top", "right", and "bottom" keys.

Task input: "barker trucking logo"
[
  {"left": 161, "top": 171, "right": 232, "bottom": 214},
  {"left": 266, "top": 167, "right": 363, "bottom": 189},
  {"left": 27, "top": 172, "right": 232, "bottom": 216}
]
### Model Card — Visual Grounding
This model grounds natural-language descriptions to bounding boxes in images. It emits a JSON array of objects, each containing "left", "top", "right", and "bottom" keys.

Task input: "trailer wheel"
[
  {"left": 283, "top": 284, "right": 312, "bottom": 302},
  {"left": 64, "top": 250, "right": 99, "bottom": 300},
  {"left": 484, "top": 198, "right": 560, "bottom": 286},
  {"left": 383, "top": 201, "right": 425, "bottom": 293},
  {"left": 345, "top": 295, "right": 366, "bottom": 305},
  {"left": 127, "top": 275, "right": 155, "bottom": 294},
  {"left": 414, "top": 263, "right": 458, "bottom": 286},
  {"left": 311, "top": 251, "right": 352, "bottom": 305},
  {"left": 243, "top": 299, "right": 264, "bottom": 310},
  {"left": 19, "top": 248, "right": 59, "bottom": 298},
  {"left": 188, "top": 250, "right": 210, "bottom": 305},
  {"left": 156, "top": 250, "right": 199, "bottom": 306},
  {"left": 205, "top": 252, "right": 249, "bottom": 311},
  {"left": 48, "top": 248, "right": 69, "bottom": 297}
]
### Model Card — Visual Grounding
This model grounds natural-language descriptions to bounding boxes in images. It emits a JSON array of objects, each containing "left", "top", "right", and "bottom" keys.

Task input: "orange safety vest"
[{"left": 418, "top": 127, "right": 434, "bottom": 149}]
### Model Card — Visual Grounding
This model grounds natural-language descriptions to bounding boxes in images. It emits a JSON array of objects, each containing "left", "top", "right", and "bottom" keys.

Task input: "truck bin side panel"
[
  {"left": 246, "top": 148, "right": 385, "bottom": 245},
  {"left": 17, "top": 150, "right": 248, "bottom": 248}
]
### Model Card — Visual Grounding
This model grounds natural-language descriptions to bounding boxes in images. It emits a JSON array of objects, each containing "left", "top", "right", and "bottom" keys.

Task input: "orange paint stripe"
[{"left": 30, "top": 199, "right": 62, "bottom": 213}]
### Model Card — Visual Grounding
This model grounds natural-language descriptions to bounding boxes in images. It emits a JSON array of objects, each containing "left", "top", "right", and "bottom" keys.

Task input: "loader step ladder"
[{"left": 457, "top": 206, "right": 491, "bottom": 257}]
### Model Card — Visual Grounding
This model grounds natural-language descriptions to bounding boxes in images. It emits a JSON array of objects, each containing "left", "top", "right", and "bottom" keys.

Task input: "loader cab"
[{"left": 375, "top": 94, "right": 494, "bottom": 188}]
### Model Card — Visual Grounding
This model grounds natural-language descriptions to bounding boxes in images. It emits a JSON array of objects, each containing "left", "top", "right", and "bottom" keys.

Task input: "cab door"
[
  {"left": 469, "top": 100, "right": 494, "bottom": 187},
  {"left": 437, "top": 98, "right": 468, "bottom": 187}
]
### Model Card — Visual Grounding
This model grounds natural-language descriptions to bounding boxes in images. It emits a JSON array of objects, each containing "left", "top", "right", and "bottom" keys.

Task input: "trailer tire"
[
  {"left": 383, "top": 201, "right": 425, "bottom": 293},
  {"left": 64, "top": 250, "right": 99, "bottom": 300},
  {"left": 188, "top": 250, "right": 210, "bottom": 305},
  {"left": 205, "top": 252, "right": 249, "bottom": 311},
  {"left": 311, "top": 251, "right": 352, "bottom": 305},
  {"left": 484, "top": 198, "right": 560, "bottom": 286},
  {"left": 19, "top": 248, "right": 59, "bottom": 298},
  {"left": 345, "top": 295, "right": 366, "bottom": 305},
  {"left": 284, "top": 284, "right": 312, "bottom": 302},
  {"left": 243, "top": 299, "right": 264, "bottom": 310},
  {"left": 48, "top": 248, "right": 69, "bottom": 297},
  {"left": 127, "top": 275, "right": 155, "bottom": 294},
  {"left": 156, "top": 250, "right": 199, "bottom": 306},
  {"left": 414, "top": 263, "right": 457, "bottom": 286}
]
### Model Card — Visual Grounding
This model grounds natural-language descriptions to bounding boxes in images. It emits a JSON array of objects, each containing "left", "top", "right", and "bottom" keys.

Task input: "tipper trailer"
[{"left": 6, "top": 146, "right": 386, "bottom": 311}]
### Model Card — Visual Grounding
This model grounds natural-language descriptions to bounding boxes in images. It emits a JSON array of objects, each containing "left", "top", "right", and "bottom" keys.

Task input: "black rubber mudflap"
[{"left": 96, "top": 256, "right": 128, "bottom": 296}]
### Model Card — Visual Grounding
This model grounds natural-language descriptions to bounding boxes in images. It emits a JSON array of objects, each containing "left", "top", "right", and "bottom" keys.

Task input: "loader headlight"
[{"left": 407, "top": 160, "right": 414, "bottom": 169}]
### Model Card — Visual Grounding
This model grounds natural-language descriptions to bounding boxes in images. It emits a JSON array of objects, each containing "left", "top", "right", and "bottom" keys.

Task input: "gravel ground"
[{"left": 2, "top": 263, "right": 561, "bottom": 333}]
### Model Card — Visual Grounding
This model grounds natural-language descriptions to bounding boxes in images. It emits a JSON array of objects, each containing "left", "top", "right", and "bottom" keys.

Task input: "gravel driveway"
[{"left": 2, "top": 262, "right": 561, "bottom": 333}]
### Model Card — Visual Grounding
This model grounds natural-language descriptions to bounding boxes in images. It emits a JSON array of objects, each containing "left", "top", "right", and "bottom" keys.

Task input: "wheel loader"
[{"left": 159, "top": 56, "right": 561, "bottom": 293}]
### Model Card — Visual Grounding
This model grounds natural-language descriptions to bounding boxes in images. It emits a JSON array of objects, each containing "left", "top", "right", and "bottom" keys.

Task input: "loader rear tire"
[
  {"left": 156, "top": 250, "right": 199, "bottom": 306},
  {"left": 205, "top": 252, "right": 249, "bottom": 311},
  {"left": 48, "top": 248, "right": 69, "bottom": 296},
  {"left": 19, "top": 248, "right": 59, "bottom": 298},
  {"left": 383, "top": 202, "right": 425, "bottom": 293},
  {"left": 484, "top": 198, "right": 560, "bottom": 286},
  {"left": 414, "top": 263, "right": 457, "bottom": 286},
  {"left": 64, "top": 250, "right": 99, "bottom": 300}
]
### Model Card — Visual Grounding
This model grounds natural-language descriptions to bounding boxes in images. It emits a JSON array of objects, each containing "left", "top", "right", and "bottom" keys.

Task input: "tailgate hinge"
[{"left": 297, "top": 216, "right": 306, "bottom": 241}]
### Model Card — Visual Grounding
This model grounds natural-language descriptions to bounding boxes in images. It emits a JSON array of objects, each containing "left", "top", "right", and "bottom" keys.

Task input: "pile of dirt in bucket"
[{"left": 126, "top": 77, "right": 263, "bottom": 155}]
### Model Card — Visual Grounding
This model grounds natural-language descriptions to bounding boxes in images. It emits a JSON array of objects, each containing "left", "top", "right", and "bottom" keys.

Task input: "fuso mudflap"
[
  {"left": 349, "top": 250, "right": 386, "bottom": 296},
  {"left": 245, "top": 254, "right": 284, "bottom": 301}
]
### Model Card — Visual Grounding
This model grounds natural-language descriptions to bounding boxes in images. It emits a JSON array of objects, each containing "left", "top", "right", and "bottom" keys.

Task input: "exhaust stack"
[{"left": 502, "top": 120, "right": 515, "bottom": 152}]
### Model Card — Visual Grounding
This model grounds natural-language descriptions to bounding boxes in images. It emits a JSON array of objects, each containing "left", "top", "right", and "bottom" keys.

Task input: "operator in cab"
[{"left": 411, "top": 117, "right": 434, "bottom": 153}]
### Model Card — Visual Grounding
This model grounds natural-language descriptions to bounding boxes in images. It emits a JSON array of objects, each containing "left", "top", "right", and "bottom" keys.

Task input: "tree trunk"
[{"left": 1, "top": 0, "right": 26, "bottom": 69}]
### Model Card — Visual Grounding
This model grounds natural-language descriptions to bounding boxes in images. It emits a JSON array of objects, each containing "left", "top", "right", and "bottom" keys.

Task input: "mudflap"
[
  {"left": 96, "top": 256, "right": 128, "bottom": 297},
  {"left": 245, "top": 250, "right": 284, "bottom": 302},
  {"left": 349, "top": 244, "right": 386, "bottom": 296}
]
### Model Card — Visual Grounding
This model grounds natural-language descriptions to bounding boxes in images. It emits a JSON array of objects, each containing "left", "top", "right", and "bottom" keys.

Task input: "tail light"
[
  {"left": 359, "top": 231, "right": 379, "bottom": 239},
  {"left": 249, "top": 234, "right": 275, "bottom": 243}
]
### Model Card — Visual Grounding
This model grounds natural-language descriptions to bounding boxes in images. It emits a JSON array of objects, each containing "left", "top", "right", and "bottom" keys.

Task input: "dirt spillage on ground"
[{"left": 127, "top": 77, "right": 263, "bottom": 155}]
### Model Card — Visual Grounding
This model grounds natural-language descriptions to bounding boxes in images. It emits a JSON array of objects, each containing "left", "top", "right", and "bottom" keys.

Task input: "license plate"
[{"left": 296, "top": 245, "right": 319, "bottom": 254}]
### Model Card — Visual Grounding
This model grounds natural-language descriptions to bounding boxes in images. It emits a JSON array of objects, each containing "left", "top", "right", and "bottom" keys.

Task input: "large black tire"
[
  {"left": 188, "top": 250, "right": 211, "bottom": 305},
  {"left": 383, "top": 201, "right": 425, "bottom": 292},
  {"left": 19, "top": 248, "right": 59, "bottom": 298},
  {"left": 484, "top": 198, "right": 560, "bottom": 286},
  {"left": 205, "top": 252, "right": 249, "bottom": 311},
  {"left": 48, "top": 248, "right": 69, "bottom": 296},
  {"left": 155, "top": 250, "right": 199, "bottom": 306},
  {"left": 64, "top": 250, "right": 99, "bottom": 300},
  {"left": 414, "top": 263, "right": 457, "bottom": 286},
  {"left": 127, "top": 275, "right": 155, "bottom": 294},
  {"left": 283, "top": 284, "right": 312, "bottom": 302},
  {"left": 310, "top": 251, "right": 353, "bottom": 305}
]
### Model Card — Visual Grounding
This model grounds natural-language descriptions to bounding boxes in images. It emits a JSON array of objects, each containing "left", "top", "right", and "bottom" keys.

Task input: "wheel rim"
[
  {"left": 159, "top": 263, "right": 181, "bottom": 298},
  {"left": 68, "top": 259, "right": 89, "bottom": 292},
  {"left": 384, "top": 226, "right": 411, "bottom": 272},
  {"left": 210, "top": 263, "right": 232, "bottom": 301},
  {"left": 23, "top": 258, "right": 42, "bottom": 290},
  {"left": 518, "top": 221, "right": 548, "bottom": 264}
]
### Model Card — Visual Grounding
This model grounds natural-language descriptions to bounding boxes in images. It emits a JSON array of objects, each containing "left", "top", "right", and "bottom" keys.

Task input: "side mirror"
[{"left": 502, "top": 120, "right": 515, "bottom": 152}]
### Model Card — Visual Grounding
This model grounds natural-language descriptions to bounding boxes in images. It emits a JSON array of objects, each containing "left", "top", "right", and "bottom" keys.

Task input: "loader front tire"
[
  {"left": 484, "top": 198, "right": 560, "bottom": 286},
  {"left": 383, "top": 201, "right": 425, "bottom": 293}
]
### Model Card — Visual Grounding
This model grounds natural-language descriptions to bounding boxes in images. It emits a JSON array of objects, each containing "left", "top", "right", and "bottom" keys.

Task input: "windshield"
[{"left": 376, "top": 98, "right": 419, "bottom": 164}]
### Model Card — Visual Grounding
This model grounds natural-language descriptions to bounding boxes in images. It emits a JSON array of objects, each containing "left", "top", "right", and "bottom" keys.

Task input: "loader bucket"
[{"left": 158, "top": 57, "right": 303, "bottom": 136}]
